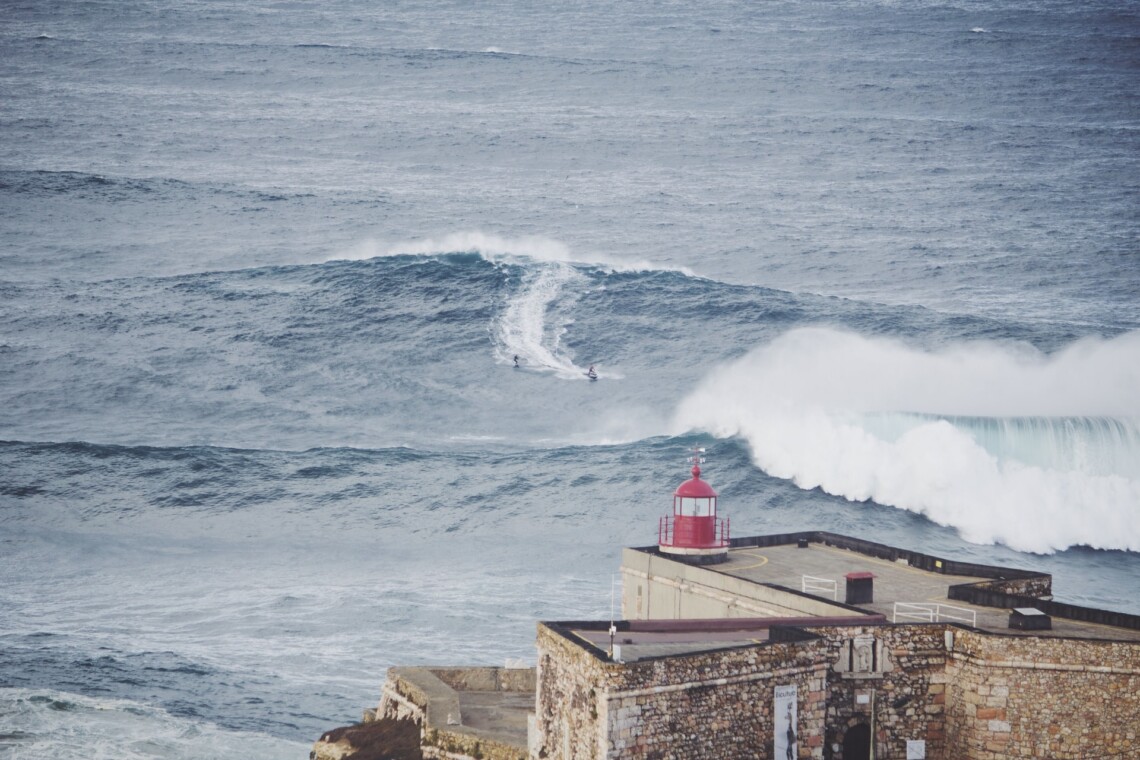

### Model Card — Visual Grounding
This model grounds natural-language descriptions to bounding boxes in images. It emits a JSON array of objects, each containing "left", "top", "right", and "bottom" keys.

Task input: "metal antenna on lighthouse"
[{"left": 686, "top": 446, "right": 707, "bottom": 467}]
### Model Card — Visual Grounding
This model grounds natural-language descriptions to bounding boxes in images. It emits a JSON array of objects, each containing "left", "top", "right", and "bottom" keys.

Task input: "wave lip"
[
  {"left": 330, "top": 231, "right": 692, "bottom": 381},
  {"left": 329, "top": 231, "right": 696, "bottom": 276},
  {"left": 672, "top": 327, "right": 1140, "bottom": 554}
]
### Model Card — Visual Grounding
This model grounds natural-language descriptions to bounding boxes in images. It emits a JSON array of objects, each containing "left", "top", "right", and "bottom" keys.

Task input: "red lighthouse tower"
[{"left": 658, "top": 449, "right": 730, "bottom": 564}]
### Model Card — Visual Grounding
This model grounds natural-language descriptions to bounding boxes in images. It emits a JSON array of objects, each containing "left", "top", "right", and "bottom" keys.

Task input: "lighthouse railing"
[{"left": 658, "top": 515, "right": 730, "bottom": 548}]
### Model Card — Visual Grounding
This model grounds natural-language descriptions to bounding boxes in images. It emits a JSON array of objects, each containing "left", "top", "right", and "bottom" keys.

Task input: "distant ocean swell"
[
  {"left": 3, "top": 1, "right": 1139, "bottom": 757},
  {"left": 5, "top": 246, "right": 1139, "bottom": 554}
]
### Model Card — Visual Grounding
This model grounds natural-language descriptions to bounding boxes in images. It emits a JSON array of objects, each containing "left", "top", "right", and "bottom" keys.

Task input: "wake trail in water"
[
  {"left": 672, "top": 327, "right": 1140, "bottom": 554},
  {"left": 336, "top": 231, "right": 673, "bottom": 380},
  {"left": 493, "top": 262, "right": 590, "bottom": 379}
]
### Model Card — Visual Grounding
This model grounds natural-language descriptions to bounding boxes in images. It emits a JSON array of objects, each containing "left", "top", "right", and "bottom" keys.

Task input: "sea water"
[{"left": 1, "top": 0, "right": 1138, "bottom": 756}]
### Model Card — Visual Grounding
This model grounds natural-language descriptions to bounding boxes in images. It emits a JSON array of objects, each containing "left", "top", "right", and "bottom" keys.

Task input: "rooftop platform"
[
  {"left": 591, "top": 532, "right": 1140, "bottom": 661},
  {"left": 719, "top": 541, "right": 1123, "bottom": 638}
]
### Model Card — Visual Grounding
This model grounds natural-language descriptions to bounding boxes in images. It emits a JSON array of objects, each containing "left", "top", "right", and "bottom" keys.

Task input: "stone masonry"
[
  {"left": 533, "top": 621, "right": 1140, "bottom": 759},
  {"left": 944, "top": 630, "right": 1140, "bottom": 759}
]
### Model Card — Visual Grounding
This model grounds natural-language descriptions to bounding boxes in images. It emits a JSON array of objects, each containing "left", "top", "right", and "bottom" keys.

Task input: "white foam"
[
  {"left": 494, "top": 262, "right": 590, "bottom": 379},
  {"left": 0, "top": 688, "right": 307, "bottom": 760},
  {"left": 331, "top": 231, "right": 679, "bottom": 380},
  {"left": 330, "top": 231, "right": 695, "bottom": 275},
  {"left": 672, "top": 327, "right": 1140, "bottom": 553}
]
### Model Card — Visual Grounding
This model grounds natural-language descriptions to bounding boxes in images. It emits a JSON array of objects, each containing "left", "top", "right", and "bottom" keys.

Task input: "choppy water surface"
[{"left": 2, "top": 0, "right": 1138, "bottom": 756}]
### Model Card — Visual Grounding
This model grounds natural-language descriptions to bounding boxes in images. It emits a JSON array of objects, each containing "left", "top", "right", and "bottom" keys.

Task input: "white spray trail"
[
  {"left": 494, "top": 262, "right": 591, "bottom": 379},
  {"left": 337, "top": 231, "right": 673, "bottom": 380},
  {"left": 672, "top": 327, "right": 1140, "bottom": 554}
]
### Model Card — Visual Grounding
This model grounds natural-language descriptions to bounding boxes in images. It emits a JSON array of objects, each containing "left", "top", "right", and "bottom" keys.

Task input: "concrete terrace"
[
  {"left": 378, "top": 666, "right": 534, "bottom": 756},
  {"left": 569, "top": 534, "right": 1140, "bottom": 662},
  {"left": 715, "top": 541, "right": 1140, "bottom": 641},
  {"left": 725, "top": 538, "right": 1140, "bottom": 640}
]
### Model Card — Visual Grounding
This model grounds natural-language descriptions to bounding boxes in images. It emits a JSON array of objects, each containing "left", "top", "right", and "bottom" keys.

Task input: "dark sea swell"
[
  {"left": 3, "top": 251, "right": 1124, "bottom": 450},
  {"left": 3, "top": 432, "right": 1137, "bottom": 747},
  {"left": 2, "top": 0, "right": 1139, "bottom": 756}
]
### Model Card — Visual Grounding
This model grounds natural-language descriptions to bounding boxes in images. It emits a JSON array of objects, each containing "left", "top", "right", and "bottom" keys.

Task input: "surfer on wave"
[{"left": 586, "top": 364, "right": 598, "bottom": 381}]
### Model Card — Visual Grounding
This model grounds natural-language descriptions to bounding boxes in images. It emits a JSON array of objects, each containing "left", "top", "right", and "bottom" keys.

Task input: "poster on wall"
[{"left": 774, "top": 684, "right": 798, "bottom": 760}]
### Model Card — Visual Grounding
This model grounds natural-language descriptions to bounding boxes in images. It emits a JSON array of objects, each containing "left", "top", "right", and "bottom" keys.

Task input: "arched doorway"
[{"left": 843, "top": 723, "right": 871, "bottom": 760}]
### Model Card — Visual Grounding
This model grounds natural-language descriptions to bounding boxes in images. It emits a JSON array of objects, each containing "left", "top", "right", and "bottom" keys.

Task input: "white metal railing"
[
  {"left": 801, "top": 575, "right": 838, "bottom": 601},
  {"left": 893, "top": 602, "right": 976, "bottom": 628},
  {"left": 936, "top": 604, "right": 978, "bottom": 627}
]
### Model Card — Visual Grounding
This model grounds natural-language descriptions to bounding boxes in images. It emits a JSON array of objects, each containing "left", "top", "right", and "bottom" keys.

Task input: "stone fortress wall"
[
  {"left": 314, "top": 532, "right": 1140, "bottom": 760},
  {"left": 944, "top": 630, "right": 1140, "bottom": 759},
  {"left": 531, "top": 533, "right": 1140, "bottom": 760},
  {"left": 533, "top": 619, "right": 1140, "bottom": 759},
  {"left": 534, "top": 620, "right": 829, "bottom": 760}
]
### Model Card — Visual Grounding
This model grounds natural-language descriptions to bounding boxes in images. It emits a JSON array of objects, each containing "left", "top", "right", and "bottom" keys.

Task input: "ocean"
[{"left": 1, "top": 0, "right": 1138, "bottom": 757}]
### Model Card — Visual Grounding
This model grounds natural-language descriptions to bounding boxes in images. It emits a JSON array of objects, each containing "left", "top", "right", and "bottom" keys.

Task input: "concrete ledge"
[{"left": 377, "top": 667, "right": 533, "bottom": 760}]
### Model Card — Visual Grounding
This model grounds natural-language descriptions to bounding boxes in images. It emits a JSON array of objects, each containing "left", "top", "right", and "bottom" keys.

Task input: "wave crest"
[
  {"left": 672, "top": 327, "right": 1140, "bottom": 553},
  {"left": 330, "top": 231, "right": 695, "bottom": 275}
]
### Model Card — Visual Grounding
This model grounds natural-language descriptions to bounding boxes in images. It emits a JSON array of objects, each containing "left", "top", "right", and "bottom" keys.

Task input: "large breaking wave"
[{"left": 673, "top": 327, "right": 1140, "bottom": 553}]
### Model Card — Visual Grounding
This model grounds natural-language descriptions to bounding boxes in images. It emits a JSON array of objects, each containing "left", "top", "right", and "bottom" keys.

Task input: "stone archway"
[{"left": 842, "top": 723, "right": 871, "bottom": 760}]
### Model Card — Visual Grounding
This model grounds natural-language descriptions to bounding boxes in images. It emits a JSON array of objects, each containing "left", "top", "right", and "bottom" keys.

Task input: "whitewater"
[{"left": 2, "top": 0, "right": 1138, "bottom": 757}]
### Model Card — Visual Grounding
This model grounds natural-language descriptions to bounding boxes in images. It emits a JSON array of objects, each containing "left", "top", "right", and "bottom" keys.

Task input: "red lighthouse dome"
[{"left": 658, "top": 451, "right": 730, "bottom": 564}]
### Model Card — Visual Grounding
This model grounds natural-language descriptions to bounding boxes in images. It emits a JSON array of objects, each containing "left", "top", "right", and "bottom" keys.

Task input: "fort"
[{"left": 312, "top": 463, "right": 1140, "bottom": 760}]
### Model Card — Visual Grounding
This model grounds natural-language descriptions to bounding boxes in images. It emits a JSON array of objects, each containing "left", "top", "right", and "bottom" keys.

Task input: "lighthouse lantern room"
[{"left": 658, "top": 448, "right": 730, "bottom": 565}]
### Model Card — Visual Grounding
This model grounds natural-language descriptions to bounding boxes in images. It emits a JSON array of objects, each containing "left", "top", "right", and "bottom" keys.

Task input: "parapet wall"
[
  {"left": 378, "top": 666, "right": 534, "bottom": 760},
  {"left": 728, "top": 532, "right": 1052, "bottom": 594},
  {"left": 428, "top": 667, "right": 536, "bottom": 693}
]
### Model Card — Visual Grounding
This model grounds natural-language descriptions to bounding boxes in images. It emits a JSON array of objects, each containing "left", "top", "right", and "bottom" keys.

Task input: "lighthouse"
[{"left": 658, "top": 449, "right": 730, "bottom": 564}]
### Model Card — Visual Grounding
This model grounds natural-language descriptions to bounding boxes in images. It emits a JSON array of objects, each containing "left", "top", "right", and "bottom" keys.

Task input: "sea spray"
[{"left": 672, "top": 328, "right": 1140, "bottom": 553}]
